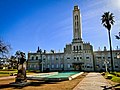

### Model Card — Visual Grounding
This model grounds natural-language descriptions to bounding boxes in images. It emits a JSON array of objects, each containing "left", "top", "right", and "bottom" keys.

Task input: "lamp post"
[
  {"left": 104, "top": 59, "right": 109, "bottom": 72},
  {"left": 41, "top": 60, "right": 43, "bottom": 72},
  {"left": 39, "top": 49, "right": 42, "bottom": 72},
  {"left": 117, "top": 53, "right": 120, "bottom": 59}
]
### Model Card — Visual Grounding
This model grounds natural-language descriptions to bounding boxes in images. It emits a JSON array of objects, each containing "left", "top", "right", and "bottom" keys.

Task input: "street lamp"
[
  {"left": 104, "top": 59, "right": 109, "bottom": 72},
  {"left": 117, "top": 53, "right": 120, "bottom": 59}
]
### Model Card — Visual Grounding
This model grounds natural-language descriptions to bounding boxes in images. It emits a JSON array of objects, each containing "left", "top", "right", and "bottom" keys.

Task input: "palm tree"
[{"left": 101, "top": 12, "right": 115, "bottom": 72}]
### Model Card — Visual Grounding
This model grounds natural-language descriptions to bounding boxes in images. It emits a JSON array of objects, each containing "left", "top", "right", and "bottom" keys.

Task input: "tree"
[
  {"left": 9, "top": 56, "right": 17, "bottom": 69},
  {"left": 0, "top": 39, "right": 11, "bottom": 58},
  {"left": 101, "top": 12, "right": 115, "bottom": 72}
]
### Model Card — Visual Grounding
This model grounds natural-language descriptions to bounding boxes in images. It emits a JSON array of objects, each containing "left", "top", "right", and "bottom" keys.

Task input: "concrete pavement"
[{"left": 73, "top": 72, "right": 114, "bottom": 90}]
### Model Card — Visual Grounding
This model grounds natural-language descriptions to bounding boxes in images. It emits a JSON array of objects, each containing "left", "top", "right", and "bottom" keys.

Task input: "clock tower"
[{"left": 73, "top": 5, "right": 82, "bottom": 42}]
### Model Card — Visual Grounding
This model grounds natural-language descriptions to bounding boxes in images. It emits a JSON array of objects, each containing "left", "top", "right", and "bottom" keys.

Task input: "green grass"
[
  {"left": 105, "top": 72, "right": 120, "bottom": 83},
  {"left": 0, "top": 74, "right": 10, "bottom": 77},
  {"left": 0, "top": 69, "right": 38, "bottom": 77},
  {"left": 111, "top": 76, "right": 120, "bottom": 83},
  {"left": 0, "top": 69, "right": 17, "bottom": 77}
]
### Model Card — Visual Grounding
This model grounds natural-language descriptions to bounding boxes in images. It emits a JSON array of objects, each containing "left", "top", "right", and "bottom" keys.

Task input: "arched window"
[
  {"left": 75, "top": 16, "right": 76, "bottom": 20},
  {"left": 79, "top": 46, "right": 81, "bottom": 50},
  {"left": 76, "top": 46, "right": 78, "bottom": 51},
  {"left": 73, "top": 46, "right": 75, "bottom": 51},
  {"left": 36, "top": 56, "right": 38, "bottom": 60},
  {"left": 32, "top": 57, "right": 34, "bottom": 60},
  {"left": 77, "top": 21, "right": 78, "bottom": 27},
  {"left": 77, "top": 15, "right": 78, "bottom": 20}
]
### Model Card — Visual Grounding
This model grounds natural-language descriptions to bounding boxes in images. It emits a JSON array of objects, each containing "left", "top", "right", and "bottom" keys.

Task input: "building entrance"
[{"left": 72, "top": 63, "right": 84, "bottom": 71}]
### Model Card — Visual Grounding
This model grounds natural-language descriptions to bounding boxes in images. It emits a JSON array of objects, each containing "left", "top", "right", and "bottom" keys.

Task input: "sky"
[{"left": 0, "top": 0, "right": 120, "bottom": 56}]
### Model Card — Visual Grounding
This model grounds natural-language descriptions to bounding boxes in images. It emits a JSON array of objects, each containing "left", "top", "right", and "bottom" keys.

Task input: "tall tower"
[{"left": 73, "top": 5, "right": 82, "bottom": 42}]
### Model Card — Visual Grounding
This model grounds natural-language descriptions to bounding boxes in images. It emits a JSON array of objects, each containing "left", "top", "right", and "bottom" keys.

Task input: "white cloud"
[{"left": 109, "top": 0, "right": 120, "bottom": 9}]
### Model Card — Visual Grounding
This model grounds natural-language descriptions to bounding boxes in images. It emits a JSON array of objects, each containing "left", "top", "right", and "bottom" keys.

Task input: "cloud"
[{"left": 108, "top": 0, "right": 120, "bottom": 9}]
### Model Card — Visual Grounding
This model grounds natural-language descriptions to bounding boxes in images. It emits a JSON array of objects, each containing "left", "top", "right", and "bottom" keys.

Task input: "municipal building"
[{"left": 27, "top": 6, "right": 120, "bottom": 72}]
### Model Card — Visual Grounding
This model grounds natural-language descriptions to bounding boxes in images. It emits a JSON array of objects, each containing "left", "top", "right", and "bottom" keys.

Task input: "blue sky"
[{"left": 0, "top": 0, "right": 120, "bottom": 55}]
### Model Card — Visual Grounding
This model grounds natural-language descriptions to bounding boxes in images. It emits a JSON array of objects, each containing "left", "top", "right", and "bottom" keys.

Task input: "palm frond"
[{"left": 101, "top": 11, "right": 115, "bottom": 31}]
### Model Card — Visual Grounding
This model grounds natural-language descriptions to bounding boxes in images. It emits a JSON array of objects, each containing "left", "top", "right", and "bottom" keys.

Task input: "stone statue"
[{"left": 15, "top": 52, "right": 27, "bottom": 83}]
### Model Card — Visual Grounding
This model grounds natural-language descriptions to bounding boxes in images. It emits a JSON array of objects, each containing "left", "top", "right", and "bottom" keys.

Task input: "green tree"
[
  {"left": 9, "top": 56, "right": 17, "bottom": 69},
  {"left": 101, "top": 12, "right": 115, "bottom": 72}
]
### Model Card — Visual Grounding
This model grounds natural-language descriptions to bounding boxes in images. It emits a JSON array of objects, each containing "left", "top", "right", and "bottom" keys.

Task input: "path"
[{"left": 73, "top": 72, "right": 114, "bottom": 90}]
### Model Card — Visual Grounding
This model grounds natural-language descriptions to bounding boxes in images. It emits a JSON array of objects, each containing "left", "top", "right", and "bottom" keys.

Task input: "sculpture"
[{"left": 15, "top": 52, "right": 27, "bottom": 83}]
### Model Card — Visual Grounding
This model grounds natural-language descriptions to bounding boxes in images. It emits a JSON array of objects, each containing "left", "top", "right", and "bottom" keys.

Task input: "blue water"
[
  {"left": 47, "top": 72, "right": 79, "bottom": 78},
  {"left": 30, "top": 71, "right": 80, "bottom": 79}
]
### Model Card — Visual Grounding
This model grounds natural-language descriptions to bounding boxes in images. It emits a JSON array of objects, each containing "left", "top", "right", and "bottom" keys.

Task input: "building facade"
[
  {"left": 94, "top": 47, "right": 120, "bottom": 72},
  {"left": 27, "top": 5, "right": 120, "bottom": 72}
]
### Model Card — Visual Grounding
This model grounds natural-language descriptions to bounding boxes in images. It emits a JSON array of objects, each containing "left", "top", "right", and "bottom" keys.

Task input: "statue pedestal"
[
  {"left": 10, "top": 57, "right": 29, "bottom": 87},
  {"left": 15, "top": 63, "right": 26, "bottom": 83},
  {"left": 10, "top": 82, "right": 31, "bottom": 87}
]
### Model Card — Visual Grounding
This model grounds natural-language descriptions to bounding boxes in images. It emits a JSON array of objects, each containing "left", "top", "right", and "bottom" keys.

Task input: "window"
[
  {"left": 56, "top": 64, "right": 59, "bottom": 68},
  {"left": 97, "top": 57, "right": 101, "bottom": 59},
  {"left": 68, "top": 64, "right": 70, "bottom": 68},
  {"left": 34, "top": 65, "right": 36, "bottom": 68},
  {"left": 30, "top": 65, "right": 32, "bottom": 68},
  {"left": 47, "top": 64, "right": 50, "bottom": 68},
  {"left": 115, "top": 66, "right": 118, "bottom": 68},
  {"left": 79, "top": 46, "right": 81, "bottom": 50},
  {"left": 80, "top": 57, "right": 82, "bottom": 59},
  {"left": 102, "top": 66, "right": 105, "bottom": 68},
  {"left": 74, "top": 57, "right": 76, "bottom": 59},
  {"left": 61, "top": 64, "right": 63, "bottom": 68},
  {"left": 86, "top": 57, "right": 89, "bottom": 59},
  {"left": 77, "top": 57, "right": 79, "bottom": 61},
  {"left": 77, "top": 22, "right": 78, "bottom": 27},
  {"left": 67, "top": 57, "right": 70, "bottom": 59},
  {"left": 75, "top": 16, "right": 76, "bottom": 20},
  {"left": 77, "top": 15, "right": 78, "bottom": 20},
  {"left": 75, "top": 22, "right": 76, "bottom": 27},
  {"left": 48, "top": 56, "right": 50, "bottom": 60},
  {"left": 36, "top": 56, "right": 38, "bottom": 60},
  {"left": 73, "top": 46, "right": 75, "bottom": 51},
  {"left": 32, "top": 57, "right": 34, "bottom": 60},
  {"left": 56, "top": 57, "right": 58, "bottom": 60},
  {"left": 52, "top": 65, "right": 54, "bottom": 68},
  {"left": 87, "top": 66, "right": 90, "bottom": 68},
  {"left": 60, "top": 55, "right": 63, "bottom": 59},
  {"left": 52, "top": 56, "right": 54, "bottom": 60},
  {"left": 76, "top": 46, "right": 78, "bottom": 51}
]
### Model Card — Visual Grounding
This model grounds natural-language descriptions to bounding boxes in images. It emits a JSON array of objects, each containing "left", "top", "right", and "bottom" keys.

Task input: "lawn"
[
  {"left": 0, "top": 69, "right": 17, "bottom": 77},
  {"left": 103, "top": 72, "right": 120, "bottom": 89},
  {"left": 0, "top": 70, "right": 37, "bottom": 77},
  {"left": 104, "top": 72, "right": 120, "bottom": 83}
]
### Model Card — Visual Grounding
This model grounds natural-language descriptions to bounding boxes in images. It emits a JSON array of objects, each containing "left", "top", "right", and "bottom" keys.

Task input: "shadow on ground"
[
  {"left": 101, "top": 84, "right": 120, "bottom": 90},
  {"left": 0, "top": 81, "right": 60, "bottom": 89}
]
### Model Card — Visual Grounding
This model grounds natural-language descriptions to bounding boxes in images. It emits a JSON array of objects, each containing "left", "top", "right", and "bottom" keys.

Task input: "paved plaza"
[{"left": 73, "top": 73, "right": 114, "bottom": 90}]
